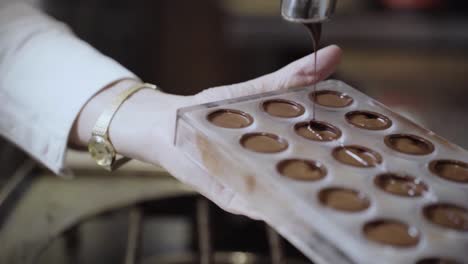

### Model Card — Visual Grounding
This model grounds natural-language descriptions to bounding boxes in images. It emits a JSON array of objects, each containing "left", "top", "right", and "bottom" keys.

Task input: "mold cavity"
[
  {"left": 277, "top": 159, "right": 326, "bottom": 181},
  {"left": 384, "top": 134, "right": 435, "bottom": 155},
  {"left": 295, "top": 120, "right": 342, "bottom": 142},
  {"left": 374, "top": 173, "right": 428, "bottom": 197},
  {"left": 423, "top": 203, "right": 468, "bottom": 232},
  {"left": 318, "top": 187, "right": 370, "bottom": 212},
  {"left": 262, "top": 99, "right": 305, "bottom": 118},
  {"left": 345, "top": 110, "right": 392, "bottom": 130},
  {"left": 332, "top": 145, "right": 382, "bottom": 168},
  {"left": 240, "top": 133, "right": 288, "bottom": 153},
  {"left": 429, "top": 160, "right": 468, "bottom": 184},
  {"left": 309, "top": 90, "right": 353, "bottom": 108},
  {"left": 363, "top": 219, "right": 420, "bottom": 247},
  {"left": 207, "top": 109, "right": 253, "bottom": 129}
]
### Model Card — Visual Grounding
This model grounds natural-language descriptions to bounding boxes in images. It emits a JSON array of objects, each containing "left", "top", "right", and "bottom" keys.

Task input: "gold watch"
[{"left": 88, "top": 82, "right": 158, "bottom": 171}]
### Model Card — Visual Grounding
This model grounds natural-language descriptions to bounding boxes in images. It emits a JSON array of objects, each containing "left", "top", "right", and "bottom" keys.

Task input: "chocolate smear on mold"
[
  {"left": 346, "top": 111, "right": 392, "bottom": 130},
  {"left": 295, "top": 120, "right": 341, "bottom": 142},
  {"left": 384, "top": 134, "right": 434, "bottom": 155},
  {"left": 374, "top": 173, "right": 428, "bottom": 197},
  {"left": 262, "top": 99, "right": 305, "bottom": 118},
  {"left": 363, "top": 219, "right": 420, "bottom": 247},
  {"left": 277, "top": 159, "right": 326, "bottom": 181},
  {"left": 423, "top": 203, "right": 468, "bottom": 232},
  {"left": 333, "top": 145, "right": 382, "bottom": 168},
  {"left": 240, "top": 133, "right": 288, "bottom": 153},
  {"left": 208, "top": 109, "right": 253, "bottom": 129},
  {"left": 318, "top": 187, "right": 370, "bottom": 212}
]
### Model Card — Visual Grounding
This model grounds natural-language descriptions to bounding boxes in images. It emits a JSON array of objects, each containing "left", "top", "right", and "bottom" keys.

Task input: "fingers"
[
  {"left": 276, "top": 44, "right": 342, "bottom": 89},
  {"left": 194, "top": 45, "right": 342, "bottom": 104}
]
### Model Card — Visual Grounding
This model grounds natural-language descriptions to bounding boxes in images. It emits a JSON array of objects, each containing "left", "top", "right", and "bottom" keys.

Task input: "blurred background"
[
  {"left": 1, "top": 1, "right": 468, "bottom": 264},
  {"left": 40, "top": 0, "right": 468, "bottom": 148}
]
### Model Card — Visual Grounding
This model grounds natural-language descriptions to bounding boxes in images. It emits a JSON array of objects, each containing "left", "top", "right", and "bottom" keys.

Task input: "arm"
[
  {"left": 0, "top": 3, "right": 137, "bottom": 175},
  {"left": 0, "top": 3, "right": 342, "bottom": 217}
]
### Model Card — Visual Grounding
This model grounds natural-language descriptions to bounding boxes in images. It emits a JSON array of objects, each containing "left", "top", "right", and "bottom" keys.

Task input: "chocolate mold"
[
  {"left": 262, "top": 99, "right": 305, "bottom": 118},
  {"left": 176, "top": 80, "right": 468, "bottom": 264}
]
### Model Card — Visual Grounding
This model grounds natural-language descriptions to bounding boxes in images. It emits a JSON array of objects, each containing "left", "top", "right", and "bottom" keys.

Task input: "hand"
[{"left": 71, "top": 45, "right": 342, "bottom": 219}]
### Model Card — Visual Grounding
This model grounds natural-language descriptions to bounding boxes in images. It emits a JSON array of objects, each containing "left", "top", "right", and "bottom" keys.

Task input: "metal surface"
[
  {"left": 0, "top": 171, "right": 192, "bottom": 264},
  {"left": 281, "top": 0, "right": 336, "bottom": 23},
  {"left": 197, "top": 198, "right": 212, "bottom": 264},
  {"left": 125, "top": 208, "right": 143, "bottom": 264},
  {"left": 0, "top": 159, "right": 35, "bottom": 228},
  {"left": 267, "top": 226, "right": 284, "bottom": 264},
  {"left": 142, "top": 251, "right": 307, "bottom": 264}
]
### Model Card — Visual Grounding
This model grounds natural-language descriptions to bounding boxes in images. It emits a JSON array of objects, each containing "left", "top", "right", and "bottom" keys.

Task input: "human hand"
[{"left": 71, "top": 45, "right": 342, "bottom": 219}]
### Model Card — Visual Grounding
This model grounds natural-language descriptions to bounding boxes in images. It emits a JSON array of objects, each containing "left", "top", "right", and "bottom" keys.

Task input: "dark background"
[{"left": 41, "top": 0, "right": 468, "bottom": 148}]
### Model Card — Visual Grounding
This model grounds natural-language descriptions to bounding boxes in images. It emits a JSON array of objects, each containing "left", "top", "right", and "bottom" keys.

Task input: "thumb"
[{"left": 195, "top": 45, "right": 342, "bottom": 103}]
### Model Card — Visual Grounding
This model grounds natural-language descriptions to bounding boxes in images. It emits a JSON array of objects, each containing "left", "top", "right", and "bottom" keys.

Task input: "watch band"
[
  {"left": 89, "top": 82, "right": 158, "bottom": 171},
  {"left": 92, "top": 83, "right": 158, "bottom": 137}
]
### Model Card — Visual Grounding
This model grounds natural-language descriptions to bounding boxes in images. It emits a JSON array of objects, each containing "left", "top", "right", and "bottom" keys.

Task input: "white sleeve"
[{"left": 0, "top": 3, "right": 138, "bottom": 175}]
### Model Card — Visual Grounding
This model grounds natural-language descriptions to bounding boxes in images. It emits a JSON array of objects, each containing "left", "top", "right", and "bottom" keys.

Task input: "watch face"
[{"left": 88, "top": 135, "right": 115, "bottom": 167}]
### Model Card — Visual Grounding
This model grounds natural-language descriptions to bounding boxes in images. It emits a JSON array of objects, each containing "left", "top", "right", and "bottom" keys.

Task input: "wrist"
[{"left": 69, "top": 78, "right": 141, "bottom": 150}]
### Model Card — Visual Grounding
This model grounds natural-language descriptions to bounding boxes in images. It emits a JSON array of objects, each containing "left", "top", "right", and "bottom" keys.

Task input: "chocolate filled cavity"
[
  {"left": 429, "top": 160, "right": 468, "bottom": 184},
  {"left": 207, "top": 109, "right": 253, "bottom": 129},
  {"left": 262, "top": 99, "right": 305, "bottom": 118},
  {"left": 363, "top": 219, "right": 420, "bottom": 247},
  {"left": 416, "top": 257, "right": 462, "bottom": 264},
  {"left": 374, "top": 173, "right": 428, "bottom": 197},
  {"left": 345, "top": 111, "right": 392, "bottom": 130},
  {"left": 240, "top": 133, "right": 288, "bottom": 153},
  {"left": 423, "top": 203, "right": 468, "bottom": 232},
  {"left": 332, "top": 145, "right": 382, "bottom": 168},
  {"left": 309, "top": 90, "right": 353, "bottom": 108},
  {"left": 277, "top": 159, "right": 326, "bottom": 181},
  {"left": 318, "top": 187, "right": 370, "bottom": 212},
  {"left": 385, "top": 134, "right": 435, "bottom": 155},
  {"left": 295, "top": 120, "right": 342, "bottom": 142}
]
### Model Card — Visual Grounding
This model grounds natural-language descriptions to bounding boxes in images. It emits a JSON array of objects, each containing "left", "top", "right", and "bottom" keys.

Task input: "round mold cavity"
[
  {"left": 240, "top": 132, "right": 288, "bottom": 154},
  {"left": 345, "top": 110, "right": 392, "bottom": 131},
  {"left": 277, "top": 159, "right": 326, "bottom": 181},
  {"left": 332, "top": 145, "right": 383, "bottom": 168},
  {"left": 318, "top": 187, "right": 370, "bottom": 212},
  {"left": 294, "top": 120, "right": 342, "bottom": 142},
  {"left": 384, "top": 134, "right": 435, "bottom": 156},
  {"left": 262, "top": 99, "right": 305, "bottom": 118},
  {"left": 423, "top": 203, "right": 468, "bottom": 232},
  {"left": 374, "top": 173, "right": 428, "bottom": 198},
  {"left": 429, "top": 160, "right": 468, "bottom": 184},
  {"left": 207, "top": 109, "right": 253, "bottom": 129},
  {"left": 309, "top": 90, "right": 354, "bottom": 108},
  {"left": 363, "top": 219, "right": 420, "bottom": 248},
  {"left": 415, "top": 257, "right": 463, "bottom": 264}
]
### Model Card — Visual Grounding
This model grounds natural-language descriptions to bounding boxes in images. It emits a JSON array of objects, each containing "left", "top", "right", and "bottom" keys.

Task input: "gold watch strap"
[
  {"left": 91, "top": 82, "right": 158, "bottom": 171},
  {"left": 92, "top": 83, "right": 158, "bottom": 137}
]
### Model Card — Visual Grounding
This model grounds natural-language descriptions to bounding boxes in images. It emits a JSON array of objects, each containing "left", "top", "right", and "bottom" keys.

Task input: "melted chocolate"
[
  {"left": 385, "top": 134, "right": 435, "bottom": 155},
  {"left": 429, "top": 160, "right": 468, "bottom": 184},
  {"left": 346, "top": 111, "right": 392, "bottom": 130},
  {"left": 277, "top": 159, "right": 326, "bottom": 181},
  {"left": 309, "top": 90, "right": 354, "bottom": 108},
  {"left": 333, "top": 145, "right": 382, "bottom": 168},
  {"left": 208, "top": 109, "right": 253, "bottom": 129},
  {"left": 318, "top": 187, "right": 370, "bottom": 212},
  {"left": 304, "top": 22, "right": 322, "bottom": 120},
  {"left": 295, "top": 120, "right": 341, "bottom": 142},
  {"left": 262, "top": 99, "right": 305, "bottom": 118},
  {"left": 240, "top": 133, "right": 288, "bottom": 153},
  {"left": 374, "top": 173, "right": 428, "bottom": 197},
  {"left": 423, "top": 203, "right": 468, "bottom": 231},
  {"left": 363, "top": 219, "right": 420, "bottom": 247}
]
